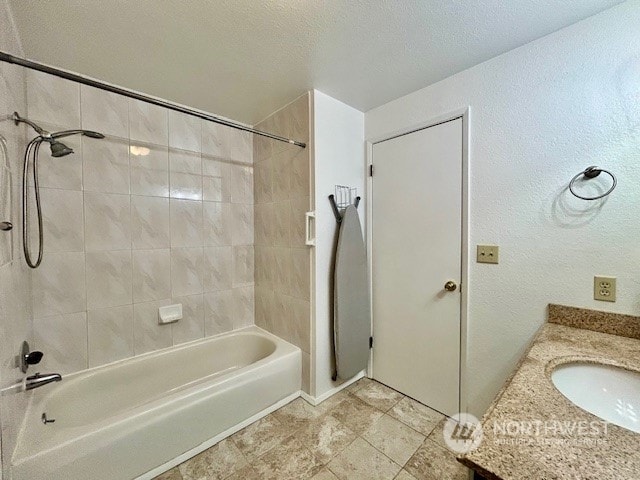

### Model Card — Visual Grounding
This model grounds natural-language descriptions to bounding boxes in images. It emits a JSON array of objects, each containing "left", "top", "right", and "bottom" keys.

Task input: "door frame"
[{"left": 365, "top": 107, "right": 470, "bottom": 414}]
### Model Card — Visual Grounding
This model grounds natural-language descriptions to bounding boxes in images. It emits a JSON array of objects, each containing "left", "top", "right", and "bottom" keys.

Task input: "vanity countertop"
[{"left": 459, "top": 313, "right": 640, "bottom": 479}]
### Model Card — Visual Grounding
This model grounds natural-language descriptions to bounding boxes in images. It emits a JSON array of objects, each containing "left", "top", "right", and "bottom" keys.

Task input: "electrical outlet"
[
  {"left": 477, "top": 245, "right": 499, "bottom": 264},
  {"left": 594, "top": 276, "right": 616, "bottom": 302}
]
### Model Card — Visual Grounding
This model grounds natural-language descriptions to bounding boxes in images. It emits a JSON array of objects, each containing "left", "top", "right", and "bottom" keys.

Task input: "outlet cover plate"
[
  {"left": 594, "top": 276, "right": 616, "bottom": 302},
  {"left": 477, "top": 245, "right": 499, "bottom": 264}
]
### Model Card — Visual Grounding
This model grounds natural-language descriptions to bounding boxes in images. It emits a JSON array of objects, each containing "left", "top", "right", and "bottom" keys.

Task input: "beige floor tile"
[
  {"left": 404, "top": 439, "right": 469, "bottom": 480},
  {"left": 329, "top": 395, "right": 384, "bottom": 434},
  {"left": 394, "top": 470, "right": 418, "bottom": 480},
  {"left": 426, "top": 417, "right": 451, "bottom": 451},
  {"left": 351, "top": 381, "right": 404, "bottom": 412},
  {"left": 252, "top": 435, "right": 324, "bottom": 480},
  {"left": 224, "top": 464, "right": 260, "bottom": 480},
  {"left": 230, "top": 414, "right": 289, "bottom": 460},
  {"left": 362, "top": 414, "right": 425, "bottom": 466},
  {"left": 314, "top": 389, "right": 352, "bottom": 415},
  {"left": 273, "top": 397, "right": 323, "bottom": 429},
  {"left": 388, "top": 397, "right": 445, "bottom": 436},
  {"left": 154, "top": 467, "right": 183, "bottom": 480},
  {"left": 327, "top": 437, "right": 401, "bottom": 480},
  {"left": 178, "top": 438, "right": 247, "bottom": 480},
  {"left": 311, "top": 468, "right": 341, "bottom": 480},
  {"left": 345, "top": 377, "right": 373, "bottom": 393},
  {"left": 295, "top": 413, "right": 358, "bottom": 464}
]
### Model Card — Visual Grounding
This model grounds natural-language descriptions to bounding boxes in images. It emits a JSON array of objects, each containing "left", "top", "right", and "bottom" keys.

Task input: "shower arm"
[
  {"left": 51, "top": 129, "right": 104, "bottom": 139},
  {"left": 13, "top": 112, "right": 50, "bottom": 138}
]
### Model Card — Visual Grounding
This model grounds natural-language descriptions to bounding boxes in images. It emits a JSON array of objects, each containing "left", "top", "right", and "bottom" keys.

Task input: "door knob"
[{"left": 444, "top": 281, "right": 457, "bottom": 292}]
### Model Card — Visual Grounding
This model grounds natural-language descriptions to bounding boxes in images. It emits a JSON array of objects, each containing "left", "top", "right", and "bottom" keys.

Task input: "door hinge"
[
  {"left": 369, "top": 165, "right": 374, "bottom": 177},
  {"left": 369, "top": 336, "right": 373, "bottom": 349}
]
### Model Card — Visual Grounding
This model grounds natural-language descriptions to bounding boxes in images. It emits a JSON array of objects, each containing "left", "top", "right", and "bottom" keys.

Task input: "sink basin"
[{"left": 551, "top": 362, "right": 640, "bottom": 433}]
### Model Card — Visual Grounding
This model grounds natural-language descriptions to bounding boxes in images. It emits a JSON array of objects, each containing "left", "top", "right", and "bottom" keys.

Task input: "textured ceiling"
[{"left": 7, "top": 0, "right": 621, "bottom": 124}]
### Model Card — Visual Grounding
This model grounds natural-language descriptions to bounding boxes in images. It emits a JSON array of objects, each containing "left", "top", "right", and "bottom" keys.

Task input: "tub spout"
[{"left": 25, "top": 372, "right": 62, "bottom": 390}]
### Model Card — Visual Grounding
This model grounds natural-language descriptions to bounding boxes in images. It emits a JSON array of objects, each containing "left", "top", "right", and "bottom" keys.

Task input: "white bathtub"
[{"left": 11, "top": 326, "right": 301, "bottom": 480}]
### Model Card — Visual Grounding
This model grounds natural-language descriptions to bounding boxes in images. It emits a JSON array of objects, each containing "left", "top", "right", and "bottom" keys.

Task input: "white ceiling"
[{"left": 8, "top": 0, "right": 621, "bottom": 124}]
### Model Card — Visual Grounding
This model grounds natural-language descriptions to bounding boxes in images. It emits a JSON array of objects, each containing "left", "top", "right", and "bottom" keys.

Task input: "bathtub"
[{"left": 11, "top": 326, "right": 301, "bottom": 480}]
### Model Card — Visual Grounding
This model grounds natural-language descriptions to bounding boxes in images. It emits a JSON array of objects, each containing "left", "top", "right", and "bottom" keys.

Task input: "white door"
[{"left": 372, "top": 118, "right": 462, "bottom": 416}]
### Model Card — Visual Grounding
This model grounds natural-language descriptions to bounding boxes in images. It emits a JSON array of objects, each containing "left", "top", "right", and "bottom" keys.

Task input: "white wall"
[
  {"left": 312, "top": 90, "right": 365, "bottom": 398},
  {"left": 365, "top": 1, "right": 640, "bottom": 416}
]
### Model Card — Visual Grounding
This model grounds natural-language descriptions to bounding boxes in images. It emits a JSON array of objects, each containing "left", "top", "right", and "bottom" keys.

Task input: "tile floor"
[{"left": 154, "top": 378, "right": 470, "bottom": 480}]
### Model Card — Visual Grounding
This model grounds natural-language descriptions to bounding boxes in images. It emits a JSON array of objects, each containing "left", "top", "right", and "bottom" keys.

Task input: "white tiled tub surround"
[
  {"left": 0, "top": 60, "right": 34, "bottom": 479},
  {"left": 253, "top": 93, "right": 313, "bottom": 392},
  {"left": 26, "top": 68, "right": 255, "bottom": 375}
]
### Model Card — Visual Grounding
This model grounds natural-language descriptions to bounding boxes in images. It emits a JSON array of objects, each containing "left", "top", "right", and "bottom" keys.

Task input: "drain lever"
[{"left": 41, "top": 413, "right": 55, "bottom": 424}]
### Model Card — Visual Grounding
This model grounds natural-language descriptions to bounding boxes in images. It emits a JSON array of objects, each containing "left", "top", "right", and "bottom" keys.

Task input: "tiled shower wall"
[
  {"left": 25, "top": 69, "right": 255, "bottom": 375},
  {"left": 253, "top": 93, "right": 312, "bottom": 392},
  {"left": 0, "top": 61, "right": 32, "bottom": 476}
]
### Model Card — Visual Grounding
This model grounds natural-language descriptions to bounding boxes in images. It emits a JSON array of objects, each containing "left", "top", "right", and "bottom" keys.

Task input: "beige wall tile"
[
  {"left": 233, "top": 286, "right": 255, "bottom": 329},
  {"left": 253, "top": 157, "right": 272, "bottom": 204},
  {"left": 88, "top": 305, "right": 134, "bottom": 367},
  {"left": 232, "top": 245, "right": 254, "bottom": 287},
  {"left": 204, "top": 290, "right": 234, "bottom": 336},
  {"left": 203, "top": 246, "right": 233, "bottom": 292},
  {"left": 26, "top": 69, "right": 80, "bottom": 127},
  {"left": 83, "top": 136, "right": 130, "bottom": 194},
  {"left": 130, "top": 144, "right": 169, "bottom": 197},
  {"left": 132, "top": 196, "right": 171, "bottom": 249},
  {"left": 129, "top": 98, "right": 168, "bottom": 145},
  {"left": 86, "top": 250, "right": 133, "bottom": 309},
  {"left": 171, "top": 293, "right": 204, "bottom": 344},
  {"left": 84, "top": 192, "right": 131, "bottom": 251},
  {"left": 203, "top": 201, "right": 232, "bottom": 246},
  {"left": 133, "top": 299, "right": 173, "bottom": 355},
  {"left": 34, "top": 312, "right": 87, "bottom": 375},
  {"left": 202, "top": 157, "right": 231, "bottom": 202},
  {"left": 254, "top": 286, "right": 274, "bottom": 331},
  {"left": 40, "top": 188, "right": 84, "bottom": 253},
  {"left": 81, "top": 85, "right": 128, "bottom": 138},
  {"left": 272, "top": 150, "right": 291, "bottom": 202},
  {"left": 231, "top": 203, "right": 254, "bottom": 245},
  {"left": 273, "top": 202, "right": 291, "bottom": 247},
  {"left": 133, "top": 249, "right": 171, "bottom": 302},
  {"left": 171, "top": 247, "right": 204, "bottom": 296},
  {"left": 32, "top": 251, "right": 86, "bottom": 318},
  {"left": 169, "top": 149, "right": 202, "bottom": 200},
  {"left": 169, "top": 111, "right": 202, "bottom": 152},
  {"left": 170, "top": 199, "right": 203, "bottom": 247},
  {"left": 290, "top": 248, "right": 310, "bottom": 301}
]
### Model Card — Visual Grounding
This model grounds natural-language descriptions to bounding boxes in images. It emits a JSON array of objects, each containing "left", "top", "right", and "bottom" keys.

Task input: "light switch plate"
[
  {"left": 477, "top": 245, "right": 499, "bottom": 264},
  {"left": 594, "top": 276, "right": 616, "bottom": 302}
]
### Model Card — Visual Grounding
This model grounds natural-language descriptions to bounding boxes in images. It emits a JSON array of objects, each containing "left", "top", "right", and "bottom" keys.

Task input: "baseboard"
[
  {"left": 137, "top": 391, "right": 300, "bottom": 479},
  {"left": 300, "top": 370, "right": 366, "bottom": 406}
]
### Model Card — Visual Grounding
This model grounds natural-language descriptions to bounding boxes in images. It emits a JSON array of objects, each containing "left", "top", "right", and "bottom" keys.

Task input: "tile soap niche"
[{"left": 158, "top": 304, "right": 182, "bottom": 325}]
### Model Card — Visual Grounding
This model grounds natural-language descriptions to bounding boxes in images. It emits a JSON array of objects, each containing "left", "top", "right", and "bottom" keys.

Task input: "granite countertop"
[{"left": 459, "top": 306, "right": 640, "bottom": 480}]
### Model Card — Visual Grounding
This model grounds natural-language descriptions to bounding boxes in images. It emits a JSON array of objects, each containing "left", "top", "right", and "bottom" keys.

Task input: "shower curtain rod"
[{"left": 0, "top": 51, "right": 306, "bottom": 148}]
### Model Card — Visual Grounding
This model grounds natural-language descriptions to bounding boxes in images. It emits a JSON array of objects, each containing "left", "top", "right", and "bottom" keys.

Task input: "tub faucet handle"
[
  {"left": 19, "top": 341, "right": 43, "bottom": 373},
  {"left": 26, "top": 350, "right": 43, "bottom": 365}
]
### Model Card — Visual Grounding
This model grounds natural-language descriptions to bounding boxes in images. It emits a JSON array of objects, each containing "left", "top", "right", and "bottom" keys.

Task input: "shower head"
[{"left": 49, "top": 141, "right": 74, "bottom": 157}]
